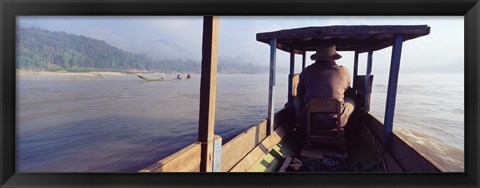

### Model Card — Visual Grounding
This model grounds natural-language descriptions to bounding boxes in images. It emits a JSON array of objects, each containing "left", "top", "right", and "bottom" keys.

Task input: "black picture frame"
[{"left": 1, "top": 0, "right": 479, "bottom": 187}]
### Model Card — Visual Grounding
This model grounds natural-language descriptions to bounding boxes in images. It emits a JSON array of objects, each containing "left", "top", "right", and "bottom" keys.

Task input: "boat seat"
[{"left": 306, "top": 98, "right": 345, "bottom": 150}]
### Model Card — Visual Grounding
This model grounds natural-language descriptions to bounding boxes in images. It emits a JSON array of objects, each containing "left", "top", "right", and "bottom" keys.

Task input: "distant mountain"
[
  {"left": 218, "top": 56, "right": 267, "bottom": 74},
  {"left": 136, "top": 38, "right": 192, "bottom": 60},
  {"left": 16, "top": 27, "right": 267, "bottom": 74}
]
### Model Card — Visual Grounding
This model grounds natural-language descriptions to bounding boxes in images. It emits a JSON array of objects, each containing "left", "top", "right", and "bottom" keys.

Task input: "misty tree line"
[{"left": 16, "top": 27, "right": 266, "bottom": 73}]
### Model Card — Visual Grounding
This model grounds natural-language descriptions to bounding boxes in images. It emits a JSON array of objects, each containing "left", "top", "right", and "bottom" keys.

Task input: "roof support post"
[
  {"left": 383, "top": 34, "right": 404, "bottom": 149},
  {"left": 198, "top": 16, "right": 219, "bottom": 172},
  {"left": 364, "top": 49, "right": 373, "bottom": 112},
  {"left": 353, "top": 51, "right": 359, "bottom": 89},
  {"left": 267, "top": 39, "right": 277, "bottom": 135},
  {"left": 288, "top": 50, "right": 295, "bottom": 109},
  {"left": 302, "top": 51, "right": 306, "bottom": 70}
]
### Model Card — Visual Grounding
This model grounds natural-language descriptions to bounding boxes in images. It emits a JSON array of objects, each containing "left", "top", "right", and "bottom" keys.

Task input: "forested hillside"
[{"left": 16, "top": 27, "right": 266, "bottom": 73}]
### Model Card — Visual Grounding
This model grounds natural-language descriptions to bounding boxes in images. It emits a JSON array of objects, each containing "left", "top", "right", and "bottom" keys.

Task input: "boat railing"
[
  {"left": 362, "top": 113, "right": 441, "bottom": 172},
  {"left": 139, "top": 107, "right": 295, "bottom": 172},
  {"left": 138, "top": 140, "right": 203, "bottom": 172},
  {"left": 220, "top": 119, "right": 268, "bottom": 171}
]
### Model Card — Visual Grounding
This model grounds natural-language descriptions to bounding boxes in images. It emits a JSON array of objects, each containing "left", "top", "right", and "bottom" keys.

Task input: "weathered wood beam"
[
  {"left": 389, "top": 134, "right": 441, "bottom": 172},
  {"left": 275, "top": 42, "right": 303, "bottom": 55},
  {"left": 383, "top": 34, "right": 403, "bottom": 149},
  {"left": 286, "top": 38, "right": 380, "bottom": 52},
  {"left": 267, "top": 39, "right": 277, "bottom": 135},
  {"left": 302, "top": 51, "right": 306, "bottom": 70},
  {"left": 229, "top": 123, "right": 289, "bottom": 172},
  {"left": 221, "top": 120, "right": 267, "bottom": 172},
  {"left": 364, "top": 49, "right": 373, "bottom": 112},
  {"left": 353, "top": 51, "right": 359, "bottom": 89},
  {"left": 278, "top": 156, "right": 292, "bottom": 172},
  {"left": 212, "top": 135, "right": 222, "bottom": 172},
  {"left": 139, "top": 142, "right": 202, "bottom": 172},
  {"left": 362, "top": 113, "right": 440, "bottom": 172},
  {"left": 256, "top": 25, "right": 430, "bottom": 42},
  {"left": 198, "top": 16, "right": 219, "bottom": 172},
  {"left": 287, "top": 50, "right": 295, "bottom": 108}
]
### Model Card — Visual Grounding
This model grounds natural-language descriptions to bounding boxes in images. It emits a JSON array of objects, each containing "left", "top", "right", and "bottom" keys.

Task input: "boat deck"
[{"left": 250, "top": 115, "right": 386, "bottom": 172}]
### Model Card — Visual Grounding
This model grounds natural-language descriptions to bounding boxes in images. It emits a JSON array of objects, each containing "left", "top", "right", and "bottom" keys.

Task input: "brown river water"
[{"left": 16, "top": 73, "right": 464, "bottom": 172}]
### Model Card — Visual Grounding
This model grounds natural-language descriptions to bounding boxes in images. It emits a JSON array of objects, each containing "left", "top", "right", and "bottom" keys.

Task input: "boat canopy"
[
  {"left": 256, "top": 25, "right": 430, "bottom": 54},
  {"left": 256, "top": 24, "right": 431, "bottom": 149}
]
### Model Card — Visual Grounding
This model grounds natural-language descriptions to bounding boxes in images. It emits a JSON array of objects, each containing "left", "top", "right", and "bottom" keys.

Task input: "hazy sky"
[{"left": 18, "top": 16, "right": 464, "bottom": 74}]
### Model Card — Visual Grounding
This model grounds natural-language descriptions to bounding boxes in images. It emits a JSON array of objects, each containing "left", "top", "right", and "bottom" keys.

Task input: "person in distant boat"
[
  {"left": 187, "top": 74, "right": 191, "bottom": 79},
  {"left": 177, "top": 74, "right": 182, "bottom": 79},
  {"left": 295, "top": 43, "right": 356, "bottom": 131}
]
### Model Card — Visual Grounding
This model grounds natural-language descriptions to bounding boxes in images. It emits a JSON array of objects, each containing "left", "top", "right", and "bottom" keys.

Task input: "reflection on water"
[{"left": 16, "top": 73, "right": 464, "bottom": 172}]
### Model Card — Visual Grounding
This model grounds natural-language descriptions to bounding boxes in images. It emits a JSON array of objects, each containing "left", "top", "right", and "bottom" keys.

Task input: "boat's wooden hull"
[
  {"left": 139, "top": 107, "right": 440, "bottom": 172},
  {"left": 246, "top": 108, "right": 441, "bottom": 172},
  {"left": 139, "top": 107, "right": 295, "bottom": 172},
  {"left": 362, "top": 114, "right": 441, "bottom": 172}
]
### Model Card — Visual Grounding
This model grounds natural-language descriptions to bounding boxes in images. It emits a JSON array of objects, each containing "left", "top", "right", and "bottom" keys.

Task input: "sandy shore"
[{"left": 17, "top": 69, "right": 128, "bottom": 78}]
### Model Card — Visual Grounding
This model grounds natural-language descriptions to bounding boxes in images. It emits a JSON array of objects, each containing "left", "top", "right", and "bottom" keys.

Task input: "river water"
[{"left": 16, "top": 73, "right": 464, "bottom": 172}]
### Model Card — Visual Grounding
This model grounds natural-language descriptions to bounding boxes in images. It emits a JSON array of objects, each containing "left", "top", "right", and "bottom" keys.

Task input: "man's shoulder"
[
  {"left": 334, "top": 64, "right": 349, "bottom": 71},
  {"left": 300, "top": 65, "right": 316, "bottom": 76}
]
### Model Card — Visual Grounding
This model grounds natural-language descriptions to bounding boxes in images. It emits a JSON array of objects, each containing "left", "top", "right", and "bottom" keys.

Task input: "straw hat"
[{"left": 310, "top": 44, "right": 342, "bottom": 61}]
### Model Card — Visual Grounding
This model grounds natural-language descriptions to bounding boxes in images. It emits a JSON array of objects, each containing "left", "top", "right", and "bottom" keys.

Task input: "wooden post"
[
  {"left": 212, "top": 135, "right": 222, "bottom": 172},
  {"left": 267, "top": 39, "right": 277, "bottom": 135},
  {"left": 353, "top": 51, "right": 359, "bottom": 89},
  {"left": 302, "top": 51, "right": 306, "bottom": 70},
  {"left": 288, "top": 50, "right": 295, "bottom": 109},
  {"left": 198, "top": 16, "right": 219, "bottom": 172},
  {"left": 384, "top": 35, "right": 404, "bottom": 148},
  {"left": 364, "top": 49, "right": 373, "bottom": 112}
]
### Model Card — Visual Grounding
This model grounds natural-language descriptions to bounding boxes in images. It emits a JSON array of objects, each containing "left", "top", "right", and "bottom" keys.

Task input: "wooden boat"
[
  {"left": 136, "top": 75, "right": 190, "bottom": 81},
  {"left": 140, "top": 17, "right": 441, "bottom": 172}
]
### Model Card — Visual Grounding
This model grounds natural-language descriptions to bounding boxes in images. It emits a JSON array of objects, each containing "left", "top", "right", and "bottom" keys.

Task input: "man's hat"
[{"left": 310, "top": 43, "right": 342, "bottom": 61}]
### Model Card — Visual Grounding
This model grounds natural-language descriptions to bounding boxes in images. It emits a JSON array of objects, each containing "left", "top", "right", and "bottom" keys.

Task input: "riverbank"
[
  {"left": 17, "top": 69, "right": 257, "bottom": 79},
  {"left": 17, "top": 69, "right": 129, "bottom": 78}
]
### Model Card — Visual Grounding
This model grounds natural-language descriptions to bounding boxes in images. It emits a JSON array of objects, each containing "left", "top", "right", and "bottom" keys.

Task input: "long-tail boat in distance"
[
  {"left": 136, "top": 74, "right": 191, "bottom": 81},
  {"left": 140, "top": 17, "right": 439, "bottom": 172}
]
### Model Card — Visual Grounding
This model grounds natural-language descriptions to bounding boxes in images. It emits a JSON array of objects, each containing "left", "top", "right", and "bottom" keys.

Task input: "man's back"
[
  {"left": 295, "top": 44, "right": 355, "bottom": 129},
  {"left": 298, "top": 60, "right": 351, "bottom": 103}
]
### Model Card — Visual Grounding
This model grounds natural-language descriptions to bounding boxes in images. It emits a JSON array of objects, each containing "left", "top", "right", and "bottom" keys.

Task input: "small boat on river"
[
  {"left": 136, "top": 75, "right": 190, "bottom": 81},
  {"left": 140, "top": 17, "right": 439, "bottom": 172}
]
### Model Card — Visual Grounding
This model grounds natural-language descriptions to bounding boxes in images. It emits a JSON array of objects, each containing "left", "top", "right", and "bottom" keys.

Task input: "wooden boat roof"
[{"left": 256, "top": 25, "right": 430, "bottom": 54}]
